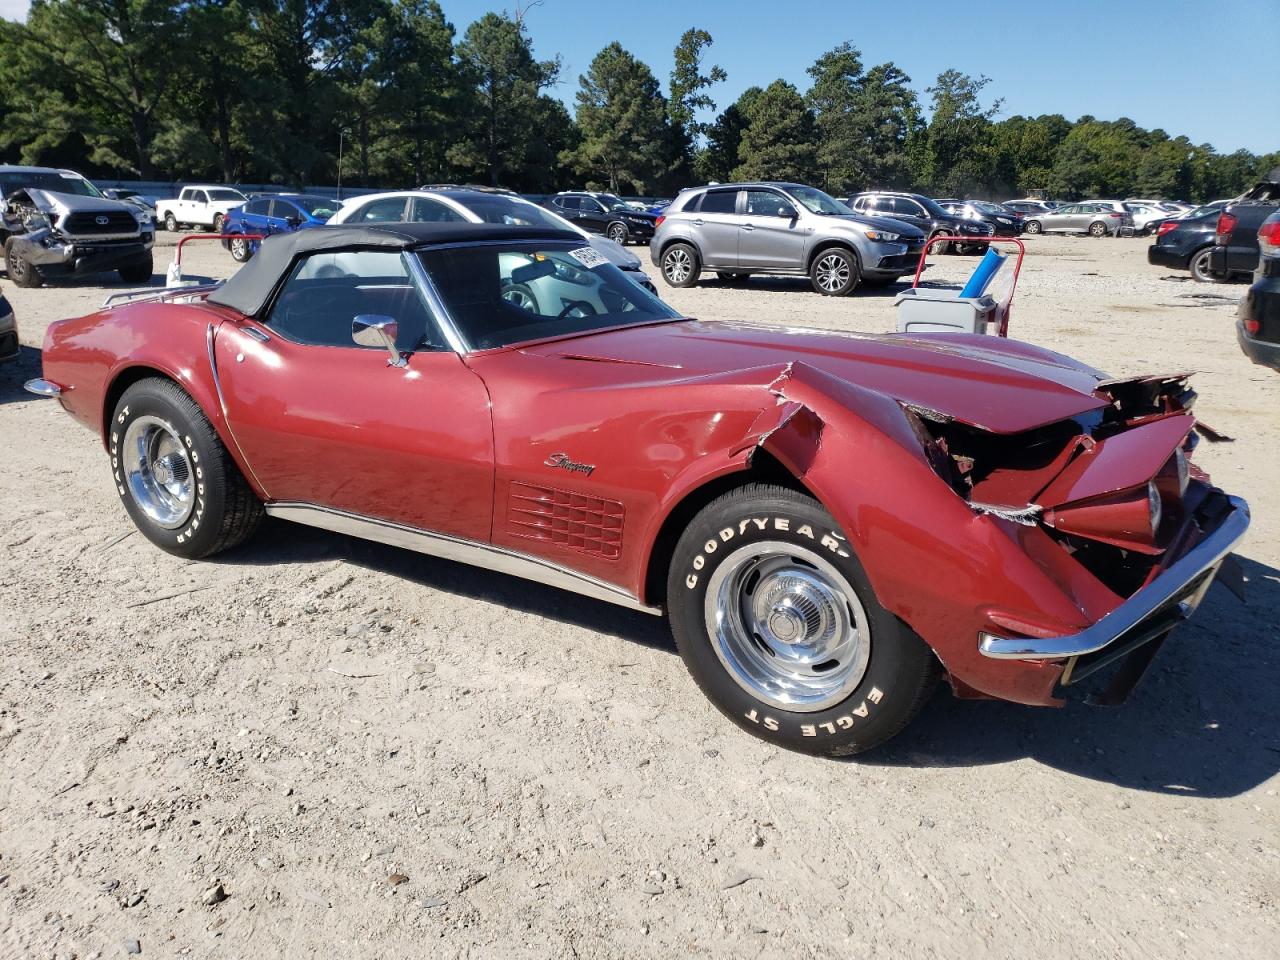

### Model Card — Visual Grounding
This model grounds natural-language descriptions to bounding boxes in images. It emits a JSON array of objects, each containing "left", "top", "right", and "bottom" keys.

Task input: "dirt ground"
[{"left": 2, "top": 232, "right": 1277, "bottom": 960}]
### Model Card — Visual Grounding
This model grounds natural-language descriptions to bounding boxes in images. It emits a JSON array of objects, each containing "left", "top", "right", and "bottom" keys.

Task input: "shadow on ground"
[
  {"left": 219, "top": 517, "right": 675, "bottom": 654},
  {"left": 223, "top": 517, "right": 1278, "bottom": 797},
  {"left": 866, "top": 554, "right": 1280, "bottom": 798},
  {"left": 0, "top": 345, "right": 44, "bottom": 405}
]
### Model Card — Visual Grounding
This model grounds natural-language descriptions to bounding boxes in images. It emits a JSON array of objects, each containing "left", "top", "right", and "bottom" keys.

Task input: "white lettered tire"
[
  {"left": 667, "top": 484, "right": 938, "bottom": 755},
  {"left": 110, "top": 378, "right": 263, "bottom": 558}
]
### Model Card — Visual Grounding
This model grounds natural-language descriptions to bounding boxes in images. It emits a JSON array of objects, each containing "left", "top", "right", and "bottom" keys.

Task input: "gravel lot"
[{"left": 2, "top": 233, "right": 1277, "bottom": 959}]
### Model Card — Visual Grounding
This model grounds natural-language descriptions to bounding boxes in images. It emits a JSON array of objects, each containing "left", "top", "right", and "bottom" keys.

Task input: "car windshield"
[
  {"left": 913, "top": 195, "right": 951, "bottom": 218},
  {"left": 973, "top": 201, "right": 1006, "bottom": 214},
  {"left": 208, "top": 188, "right": 246, "bottom": 202},
  {"left": 0, "top": 170, "right": 103, "bottom": 198},
  {"left": 418, "top": 241, "right": 680, "bottom": 351},
  {"left": 290, "top": 196, "right": 338, "bottom": 219},
  {"left": 457, "top": 194, "right": 569, "bottom": 229},
  {"left": 787, "top": 185, "right": 850, "bottom": 215},
  {"left": 598, "top": 194, "right": 630, "bottom": 211}
]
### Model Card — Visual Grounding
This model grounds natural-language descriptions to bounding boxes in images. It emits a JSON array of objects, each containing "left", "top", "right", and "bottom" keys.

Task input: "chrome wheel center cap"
[
  {"left": 153, "top": 459, "right": 172, "bottom": 485},
  {"left": 767, "top": 603, "right": 805, "bottom": 643}
]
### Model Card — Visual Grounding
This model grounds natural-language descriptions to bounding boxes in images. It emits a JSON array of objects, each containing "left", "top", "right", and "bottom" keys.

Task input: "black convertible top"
[{"left": 206, "top": 222, "right": 581, "bottom": 317}]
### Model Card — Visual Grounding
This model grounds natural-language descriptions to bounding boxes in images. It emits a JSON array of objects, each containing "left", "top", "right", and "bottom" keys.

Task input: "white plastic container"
[{"left": 893, "top": 288, "right": 997, "bottom": 334}]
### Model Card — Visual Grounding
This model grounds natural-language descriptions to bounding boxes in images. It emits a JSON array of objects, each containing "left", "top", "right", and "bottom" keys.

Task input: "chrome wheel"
[
  {"left": 230, "top": 237, "right": 250, "bottom": 261},
  {"left": 502, "top": 285, "right": 538, "bottom": 312},
  {"left": 814, "top": 252, "right": 851, "bottom": 293},
  {"left": 1088, "top": 221, "right": 1107, "bottom": 237},
  {"left": 121, "top": 415, "right": 195, "bottom": 529},
  {"left": 664, "top": 247, "right": 693, "bottom": 283},
  {"left": 607, "top": 222, "right": 627, "bottom": 243},
  {"left": 704, "top": 541, "right": 871, "bottom": 712}
]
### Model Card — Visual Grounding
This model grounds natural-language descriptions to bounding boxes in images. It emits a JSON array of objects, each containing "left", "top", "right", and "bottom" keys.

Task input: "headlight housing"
[{"left": 862, "top": 229, "right": 900, "bottom": 242}]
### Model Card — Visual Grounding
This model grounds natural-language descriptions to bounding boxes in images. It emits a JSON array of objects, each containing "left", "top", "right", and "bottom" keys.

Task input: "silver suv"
[{"left": 651, "top": 182, "right": 926, "bottom": 295}]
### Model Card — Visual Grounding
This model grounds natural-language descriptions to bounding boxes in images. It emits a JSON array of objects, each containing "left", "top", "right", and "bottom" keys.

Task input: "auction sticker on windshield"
[{"left": 569, "top": 247, "right": 609, "bottom": 269}]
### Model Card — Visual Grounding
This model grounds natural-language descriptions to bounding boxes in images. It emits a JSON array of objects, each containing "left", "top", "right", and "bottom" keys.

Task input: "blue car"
[{"left": 221, "top": 193, "right": 338, "bottom": 262}]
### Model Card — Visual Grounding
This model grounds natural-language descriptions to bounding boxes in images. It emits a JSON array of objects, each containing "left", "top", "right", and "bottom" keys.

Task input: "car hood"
[
  {"left": 21, "top": 188, "right": 137, "bottom": 217},
  {"left": 588, "top": 233, "right": 642, "bottom": 271},
  {"left": 529, "top": 320, "right": 1113, "bottom": 434},
  {"left": 828, "top": 214, "right": 926, "bottom": 241}
]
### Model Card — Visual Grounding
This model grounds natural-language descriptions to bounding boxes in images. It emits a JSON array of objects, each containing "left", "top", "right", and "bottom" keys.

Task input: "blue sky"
[{"left": 3, "top": 0, "right": 1276, "bottom": 154}]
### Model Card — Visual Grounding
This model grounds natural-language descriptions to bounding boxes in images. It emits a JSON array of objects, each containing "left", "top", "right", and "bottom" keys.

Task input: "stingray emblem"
[{"left": 544, "top": 452, "right": 596, "bottom": 476}]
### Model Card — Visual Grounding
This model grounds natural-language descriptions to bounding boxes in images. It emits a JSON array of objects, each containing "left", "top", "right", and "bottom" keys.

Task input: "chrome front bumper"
[{"left": 979, "top": 494, "right": 1250, "bottom": 661}]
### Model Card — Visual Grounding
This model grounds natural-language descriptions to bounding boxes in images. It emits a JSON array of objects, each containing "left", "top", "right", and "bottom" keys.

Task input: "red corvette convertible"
[{"left": 27, "top": 223, "right": 1249, "bottom": 755}]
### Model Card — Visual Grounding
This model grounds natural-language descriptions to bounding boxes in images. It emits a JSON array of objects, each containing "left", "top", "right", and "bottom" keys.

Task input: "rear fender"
[{"left": 44, "top": 301, "right": 267, "bottom": 499}]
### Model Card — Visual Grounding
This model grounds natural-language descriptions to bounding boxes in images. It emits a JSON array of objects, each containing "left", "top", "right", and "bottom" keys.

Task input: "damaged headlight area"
[{"left": 901, "top": 373, "right": 1210, "bottom": 598}]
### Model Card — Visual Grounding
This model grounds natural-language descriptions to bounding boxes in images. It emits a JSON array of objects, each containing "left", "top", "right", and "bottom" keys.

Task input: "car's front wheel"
[
  {"left": 1023, "top": 219, "right": 1042, "bottom": 235},
  {"left": 111, "top": 378, "right": 263, "bottom": 559},
  {"left": 1190, "top": 247, "right": 1228, "bottom": 283},
  {"left": 661, "top": 242, "right": 700, "bottom": 287},
  {"left": 606, "top": 221, "right": 628, "bottom": 244},
  {"left": 4, "top": 240, "right": 43, "bottom": 288},
  {"left": 229, "top": 236, "right": 253, "bottom": 263},
  {"left": 667, "top": 484, "right": 939, "bottom": 755},
  {"left": 810, "top": 247, "right": 859, "bottom": 295}
]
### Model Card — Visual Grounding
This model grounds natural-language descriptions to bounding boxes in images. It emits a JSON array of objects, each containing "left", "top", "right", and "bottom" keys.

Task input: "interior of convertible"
[{"left": 262, "top": 242, "right": 677, "bottom": 353}]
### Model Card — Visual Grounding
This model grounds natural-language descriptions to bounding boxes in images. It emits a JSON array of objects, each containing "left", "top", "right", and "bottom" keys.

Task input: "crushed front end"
[{"left": 910, "top": 372, "right": 1250, "bottom": 704}]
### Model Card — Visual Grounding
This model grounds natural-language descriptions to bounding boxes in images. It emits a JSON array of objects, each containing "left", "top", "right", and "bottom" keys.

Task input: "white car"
[
  {"left": 327, "top": 187, "right": 656, "bottom": 290},
  {"left": 1123, "top": 203, "right": 1171, "bottom": 235},
  {"left": 156, "top": 186, "right": 248, "bottom": 232}
]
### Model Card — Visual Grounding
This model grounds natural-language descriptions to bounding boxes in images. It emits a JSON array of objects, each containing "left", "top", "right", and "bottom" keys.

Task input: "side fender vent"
[{"left": 507, "top": 483, "right": 624, "bottom": 560}]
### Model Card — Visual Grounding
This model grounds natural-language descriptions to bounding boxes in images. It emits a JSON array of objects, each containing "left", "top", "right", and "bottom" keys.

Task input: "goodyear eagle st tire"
[
  {"left": 667, "top": 484, "right": 939, "bottom": 756},
  {"left": 110, "top": 378, "right": 263, "bottom": 559}
]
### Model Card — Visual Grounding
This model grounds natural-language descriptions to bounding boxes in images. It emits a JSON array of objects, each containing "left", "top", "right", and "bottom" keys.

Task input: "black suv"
[
  {"left": 543, "top": 192, "right": 657, "bottom": 245},
  {"left": 846, "top": 192, "right": 992, "bottom": 252},
  {"left": 1237, "top": 210, "right": 1280, "bottom": 372}
]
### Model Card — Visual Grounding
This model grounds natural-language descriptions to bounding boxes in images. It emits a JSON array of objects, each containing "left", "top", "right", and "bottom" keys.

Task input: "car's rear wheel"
[
  {"left": 1088, "top": 221, "right": 1108, "bottom": 237},
  {"left": 4, "top": 240, "right": 43, "bottom": 288},
  {"left": 111, "top": 378, "right": 263, "bottom": 559},
  {"left": 118, "top": 254, "right": 153, "bottom": 284},
  {"left": 1190, "top": 247, "right": 1228, "bottom": 283},
  {"left": 164, "top": 212, "right": 177, "bottom": 232},
  {"left": 212, "top": 213, "right": 225, "bottom": 233},
  {"left": 606, "top": 221, "right": 628, "bottom": 244},
  {"left": 667, "top": 484, "right": 939, "bottom": 755},
  {"left": 229, "top": 236, "right": 253, "bottom": 262},
  {"left": 1023, "top": 219, "right": 1042, "bottom": 235},
  {"left": 661, "top": 242, "right": 700, "bottom": 287},
  {"left": 810, "top": 247, "right": 859, "bottom": 295}
]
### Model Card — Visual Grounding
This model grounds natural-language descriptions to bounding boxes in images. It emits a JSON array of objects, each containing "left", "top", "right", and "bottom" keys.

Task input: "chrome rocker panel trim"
[
  {"left": 24, "top": 378, "right": 63, "bottom": 397},
  {"left": 978, "top": 494, "right": 1250, "bottom": 660},
  {"left": 264, "top": 501, "right": 662, "bottom": 616}
]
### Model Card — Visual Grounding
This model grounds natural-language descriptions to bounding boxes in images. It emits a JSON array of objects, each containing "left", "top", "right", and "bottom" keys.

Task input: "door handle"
[
  {"left": 693, "top": 219, "right": 703, "bottom": 226},
  {"left": 742, "top": 224, "right": 755, "bottom": 231}
]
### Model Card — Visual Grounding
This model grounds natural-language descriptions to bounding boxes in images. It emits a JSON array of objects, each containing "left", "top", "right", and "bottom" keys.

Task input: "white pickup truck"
[{"left": 155, "top": 186, "right": 248, "bottom": 232}]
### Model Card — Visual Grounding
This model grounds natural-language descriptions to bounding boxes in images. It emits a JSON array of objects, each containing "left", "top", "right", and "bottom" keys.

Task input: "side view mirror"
[
  {"left": 778, "top": 206, "right": 797, "bottom": 219},
  {"left": 352, "top": 314, "right": 405, "bottom": 367}
]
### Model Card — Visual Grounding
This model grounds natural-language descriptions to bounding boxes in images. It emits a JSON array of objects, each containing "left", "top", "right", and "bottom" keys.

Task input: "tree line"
[{"left": 1, "top": 1, "right": 1274, "bottom": 202}]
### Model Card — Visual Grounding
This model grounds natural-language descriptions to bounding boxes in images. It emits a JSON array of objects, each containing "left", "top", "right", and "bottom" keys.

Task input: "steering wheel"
[{"left": 557, "top": 299, "right": 597, "bottom": 320}]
